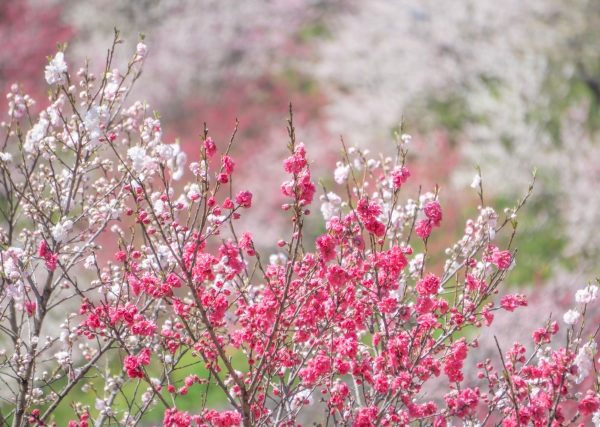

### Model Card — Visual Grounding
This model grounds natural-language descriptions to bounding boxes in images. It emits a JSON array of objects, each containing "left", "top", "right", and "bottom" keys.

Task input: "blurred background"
[{"left": 2, "top": 0, "right": 600, "bottom": 422}]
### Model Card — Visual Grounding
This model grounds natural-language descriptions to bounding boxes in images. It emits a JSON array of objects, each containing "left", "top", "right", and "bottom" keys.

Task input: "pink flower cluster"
[
  {"left": 38, "top": 240, "right": 58, "bottom": 271},
  {"left": 281, "top": 143, "right": 315, "bottom": 207},
  {"left": 416, "top": 200, "right": 443, "bottom": 239},
  {"left": 123, "top": 348, "right": 151, "bottom": 379}
]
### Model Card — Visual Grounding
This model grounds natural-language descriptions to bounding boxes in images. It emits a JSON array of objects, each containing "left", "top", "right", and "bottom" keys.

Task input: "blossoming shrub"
[{"left": 1, "top": 37, "right": 599, "bottom": 427}]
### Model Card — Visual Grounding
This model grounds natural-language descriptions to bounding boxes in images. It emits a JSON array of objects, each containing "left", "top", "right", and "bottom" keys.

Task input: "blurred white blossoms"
[
  {"left": 320, "top": 192, "right": 342, "bottom": 220},
  {"left": 575, "top": 284, "right": 598, "bottom": 304},
  {"left": 127, "top": 146, "right": 155, "bottom": 173},
  {"left": 54, "top": 351, "right": 71, "bottom": 366},
  {"left": 573, "top": 341, "right": 597, "bottom": 384},
  {"left": 166, "top": 143, "right": 187, "bottom": 180},
  {"left": 84, "top": 255, "right": 96, "bottom": 270},
  {"left": 186, "top": 184, "right": 201, "bottom": 201},
  {"left": 44, "top": 52, "right": 68, "bottom": 85},
  {"left": 136, "top": 42, "right": 147, "bottom": 60},
  {"left": 562, "top": 309, "right": 580, "bottom": 325},
  {"left": 409, "top": 253, "right": 425, "bottom": 278},
  {"left": 51, "top": 219, "right": 73, "bottom": 243},
  {"left": 6, "top": 84, "right": 32, "bottom": 119},
  {"left": 470, "top": 173, "right": 482, "bottom": 189},
  {"left": 84, "top": 105, "right": 109, "bottom": 149},
  {"left": 1, "top": 247, "right": 24, "bottom": 300},
  {"left": 24, "top": 117, "right": 49, "bottom": 153},
  {"left": 334, "top": 162, "right": 350, "bottom": 184}
]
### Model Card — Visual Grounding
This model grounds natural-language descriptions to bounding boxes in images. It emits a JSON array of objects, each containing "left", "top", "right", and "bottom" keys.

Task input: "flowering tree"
[{"left": 1, "top": 38, "right": 599, "bottom": 427}]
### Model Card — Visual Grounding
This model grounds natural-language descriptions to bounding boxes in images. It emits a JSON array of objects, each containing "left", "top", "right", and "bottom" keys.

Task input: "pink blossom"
[
  {"left": 124, "top": 348, "right": 151, "bottom": 379},
  {"left": 235, "top": 190, "right": 253, "bottom": 208},
  {"left": 492, "top": 250, "right": 513, "bottom": 270},
  {"left": 424, "top": 200, "right": 442, "bottom": 226},
  {"left": 163, "top": 408, "right": 192, "bottom": 427},
  {"left": 38, "top": 240, "right": 58, "bottom": 271},
  {"left": 222, "top": 155, "right": 235, "bottom": 175},
  {"left": 415, "top": 219, "right": 433, "bottom": 239},
  {"left": 500, "top": 294, "right": 528, "bottom": 312},
  {"left": 316, "top": 234, "right": 337, "bottom": 262},
  {"left": 416, "top": 273, "right": 441, "bottom": 296},
  {"left": 391, "top": 166, "right": 410, "bottom": 189},
  {"left": 354, "top": 406, "right": 378, "bottom": 427},
  {"left": 578, "top": 391, "right": 600, "bottom": 416}
]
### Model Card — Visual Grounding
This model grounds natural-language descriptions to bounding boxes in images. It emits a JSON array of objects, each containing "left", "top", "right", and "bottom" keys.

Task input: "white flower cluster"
[
  {"left": 54, "top": 351, "right": 71, "bottom": 367},
  {"left": 0, "top": 152, "right": 12, "bottom": 163},
  {"left": 562, "top": 309, "right": 580, "bottom": 325},
  {"left": 23, "top": 92, "right": 66, "bottom": 154},
  {"left": 24, "top": 117, "right": 50, "bottom": 153},
  {"left": 51, "top": 219, "right": 74, "bottom": 243},
  {"left": 45, "top": 52, "right": 68, "bottom": 85},
  {"left": 127, "top": 116, "right": 187, "bottom": 180},
  {"left": 127, "top": 146, "right": 155, "bottom": 173},
  {"left": 572, "top": 341, "right": 597, "bottom": 384},
  {"left": 7, "top": 83, "right": 33, "bottom": 119},
  {"left": 320, "top": 192, "right": 342, "bottom": 221},
  {"left": 575, "top": 284, "right": 599, "bottom": 304},
  {"left": 333, "top": 162, "right": 350, "bottom": 185},
  {"left": 562, "top": 283, "right": 598, "bottom": 327},
  {"left": 1, "top": 247, "right": 25, "bottom": 300},
  {"left": 84, "top": 105, "right": 109, "bottom": 149}
]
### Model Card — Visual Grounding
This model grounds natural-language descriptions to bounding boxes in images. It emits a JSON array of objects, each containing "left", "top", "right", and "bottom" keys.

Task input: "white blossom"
[
  {"left": 269, "top": 253, "right": 287, "bottom": 266},
  {"left": 167, "top": 143, "right": 187, "bottom": 180},
  {"left": 155, "top": 143, "right": 174, "bottom": 161},
  {"left": 54, "top": 351, "right": 71, "bottom": 366},
  {"left": 51, "top": 220, "right": 73, "bottom": 243},
  {"left": 24, "top": 118, "right": 49, "bottom": 153},
  {"left": 187, "top": 184, "right": 202, "bottom": 201},
  {"left": 366, "top": 158, "right": 379, "bottom": 170},
  {"left": 291, "top": 388, "right": 313, "bottom": 412},
  {"left": 562, "top": 309, "right": 580, "bottom": 325},
  {"left": 152, "top": 198, "right": 167, "bottom": 216},
  {"left": 84, "top": 105, "right": 109, "bottom": 149},
  {"left": 573, "top": 341, "right": 597, "bottom": 384},
  {"left": 45, "top": 52, "right": 68, "bottom": 85},
  {"left": 575, "top": 284, "right": 598, "bottom": 304},
  {"left": 95, "top": 398, "right": 107, "bottom": 411},
  {"left": 2, "top": 258, "right": 20, "bottom": 283},
  {"left": 320, "top": 192, "right": 342, "bottom": 220},
  {"left": 136, "top": 42, "right": 147, "bottom": 59},
  {"left": 409, "top": 253, "right": 424, "bottom": 277},
  {"left": 334, "top": 162, "right": 350, "bottom": 184},
  {"left": 141, "top": 391, "right": 153, "bottom": 404},
  {"left": 127, "top": 146, "right": 155, "bottom": 172},
  {"left": 103, "top": 79, "right": 120, "bottom": 101}
]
